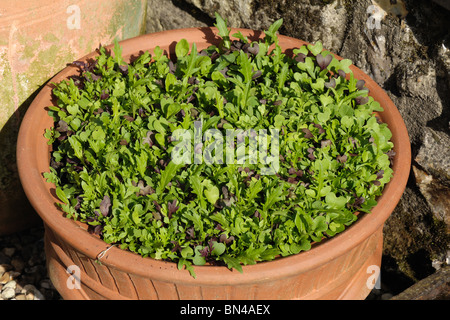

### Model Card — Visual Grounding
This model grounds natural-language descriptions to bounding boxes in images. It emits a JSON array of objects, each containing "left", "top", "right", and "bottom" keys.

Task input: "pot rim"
[{"left": 17, "top": 27, "right": 411, "bottom": 285}]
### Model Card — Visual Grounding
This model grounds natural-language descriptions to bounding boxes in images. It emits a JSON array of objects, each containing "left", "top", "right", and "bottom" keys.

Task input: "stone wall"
[{"left": 145, "top": 0, "right": 450, "bottom": 289}]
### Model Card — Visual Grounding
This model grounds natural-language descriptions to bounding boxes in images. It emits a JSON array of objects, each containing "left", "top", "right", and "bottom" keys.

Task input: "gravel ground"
[
  {"left": 1, "top": 223, "right": 395, "bottom": 300},
  {"left": 0, "top": 223, "right": 61, "bottom": 300}
]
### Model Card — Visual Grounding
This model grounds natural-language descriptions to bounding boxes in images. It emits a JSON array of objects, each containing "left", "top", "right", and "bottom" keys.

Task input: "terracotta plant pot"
[{"left": 17, "top": 27, "right": 411, "bottom": 300}]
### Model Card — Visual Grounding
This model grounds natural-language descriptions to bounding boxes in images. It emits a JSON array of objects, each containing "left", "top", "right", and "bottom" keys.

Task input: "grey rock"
[
  {"left": 185, "top": 0, "right": 254, "bottom": 28},
  {"left": 22, "top": 284, "right": 45, "bottom": 301},
  {"left": 0, "top": 264, "right": 11, "bottom": 278},
  {"left": 39, "top": 279, "right": 54, "bottom": 290},
  {"left": 392, "top": 265, "right": 450, "bottom": 300},
  {"left": 431, "top": 0, "right": 450, "bottom": 11},
  {"left": 415, "top": 128, "right": 450, "bottom": 182},
  {"left": 413, "top": 165, "right": 450, "bottom": 232},
  {"left": 383, "top": 186, "right": 448, "bottom": 281},
  {"left": 381, "top": 292, "right": 394, "bottom": 300},
  {"left": 1, "top": 287, "right": 15, "bottom": 299},
  {"left": 10, "top": 257, "right": 25, "bottom": 273},
  {"left": 396, "top": 60, "right": 439, "bottom": 99},
  {"left": 391, "top": 62, "right": 447, "bottom": 146},
  {"left": 0, "top": 272, "right": 12, "bottom": 285},
  {"left": 2, "top": 247, "right": 16, "bottom": 258},
  {"left": 146, "top": 0, "right": 208, "bottom": 33},
  {"left": 0, "top": 252, "right": 11, "bottom": 265},
  {"left": 3, "top": 280, "right": 16, "bottom": 290}
]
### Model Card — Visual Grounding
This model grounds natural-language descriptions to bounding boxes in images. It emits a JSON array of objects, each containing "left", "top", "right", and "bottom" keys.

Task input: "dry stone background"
[{"left": 145, "top": 0, "right": 449, "bottom": 297}]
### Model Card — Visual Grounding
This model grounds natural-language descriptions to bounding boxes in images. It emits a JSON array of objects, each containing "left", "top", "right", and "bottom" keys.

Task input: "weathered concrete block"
[{"left": 0, "top": 0, "right": 147, "bottom": 235}]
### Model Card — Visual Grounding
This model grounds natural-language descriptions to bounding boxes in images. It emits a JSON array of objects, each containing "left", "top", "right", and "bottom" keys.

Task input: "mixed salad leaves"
[{"left": 44, "top": 13, "right": 394, "bottom": 277}]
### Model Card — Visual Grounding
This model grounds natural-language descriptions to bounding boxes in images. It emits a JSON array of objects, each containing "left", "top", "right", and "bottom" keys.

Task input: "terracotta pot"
[
  {"left": 17, "top": 27, "right": 411, "bottom": 300},
  {"left": 0, "top": 0, "right": 147, "bottom": 235}
]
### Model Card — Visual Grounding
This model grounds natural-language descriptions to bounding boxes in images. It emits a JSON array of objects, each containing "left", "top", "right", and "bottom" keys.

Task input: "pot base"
[{"left": 45, "top": 225, "right": 382, "bottom": 300}]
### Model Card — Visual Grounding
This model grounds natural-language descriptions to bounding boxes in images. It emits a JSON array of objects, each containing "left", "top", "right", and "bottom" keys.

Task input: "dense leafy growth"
[{"left": 44, "top": 14, "right": 394, "bottom": 277}]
